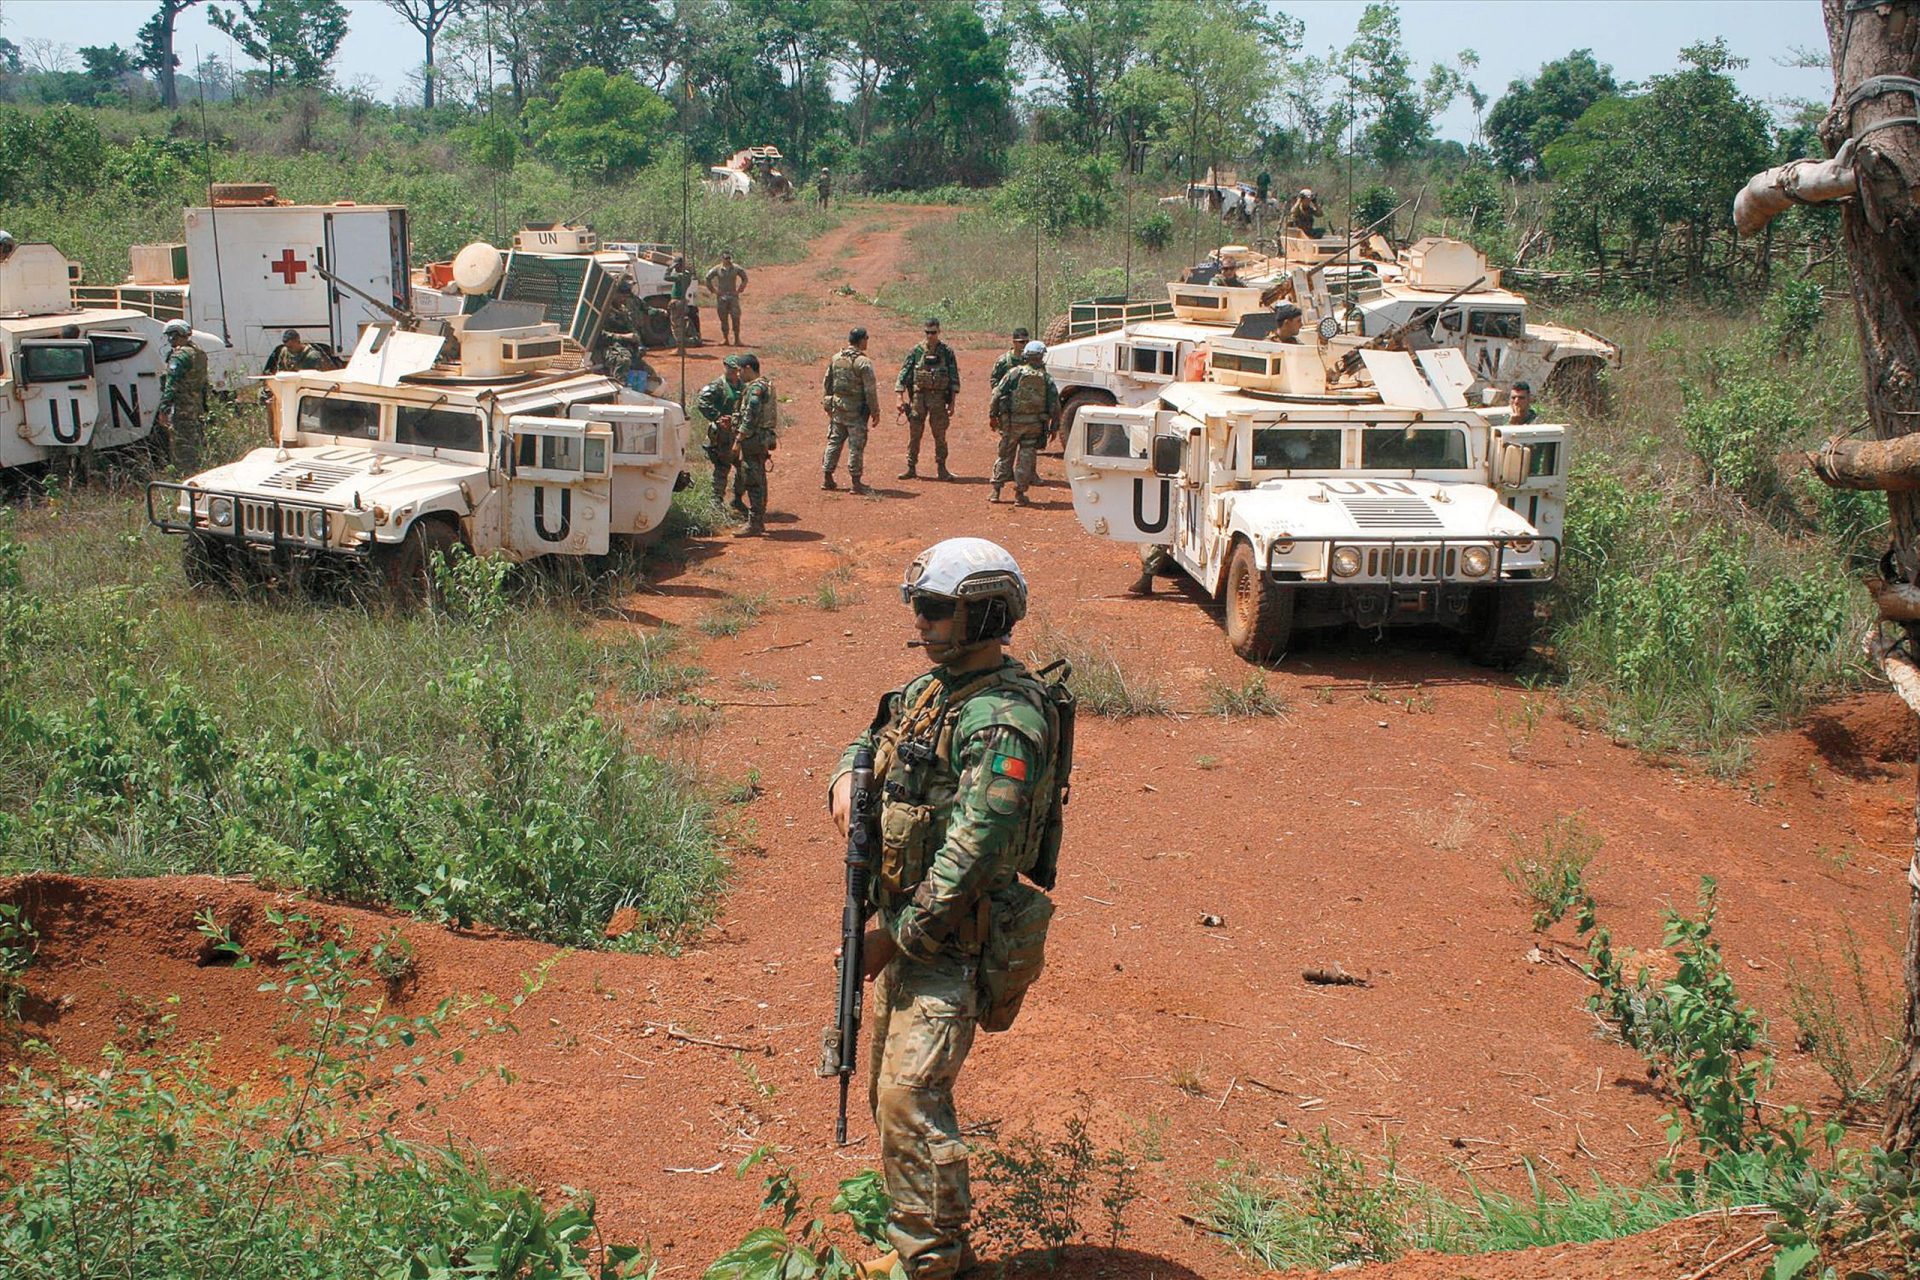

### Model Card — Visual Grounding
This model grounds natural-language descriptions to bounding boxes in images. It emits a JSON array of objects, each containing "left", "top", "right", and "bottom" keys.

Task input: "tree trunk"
[
  {"left": 159, "top": 17, "right": 179, "bottom": 109},
  {"left": 1818, "top": 0, "right": 1920, "bottom": 1154},
  {"left": 423, "top": 32, "right": 436, "bottom": 109}
]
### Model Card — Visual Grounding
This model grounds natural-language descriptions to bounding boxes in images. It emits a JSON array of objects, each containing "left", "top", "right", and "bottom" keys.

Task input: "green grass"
[
  {"left": 1204, "top": 673, "right": 1290, "bottom": 718},
  {"left": 697, "top": 591, "right": 769, "bottom": 638},
  {"left": 1023, "top": 628, "right": 1169, "bottom": 718},
  {"left": 0, "top": 491, "right": 723, "bottom": 950}
]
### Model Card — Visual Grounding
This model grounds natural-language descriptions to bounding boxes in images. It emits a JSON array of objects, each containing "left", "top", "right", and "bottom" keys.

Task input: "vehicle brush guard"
[
  {"left": 147, "top": 481, "right": 337, "bottom": 551},
  {"left": 1267, "top": 533, "right": 1561, "bottom": 587}
]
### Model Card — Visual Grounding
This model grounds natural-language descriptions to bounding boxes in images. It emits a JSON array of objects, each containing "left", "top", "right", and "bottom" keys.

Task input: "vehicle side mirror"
[
  {"left": 1498, "top": 442, "right": 1527, "bottom": 488},
  {"left": 1151, "top": 434, "right": 1182, "bottom": 477}
]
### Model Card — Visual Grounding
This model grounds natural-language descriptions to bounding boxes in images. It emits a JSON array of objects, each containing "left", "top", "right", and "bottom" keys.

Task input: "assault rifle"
[
  {"left": 1333, "top": 275, "right": 1485, "bottom": 378},
  {"left": 820, "top": 746, "right": 878, "bottom": 1145}
]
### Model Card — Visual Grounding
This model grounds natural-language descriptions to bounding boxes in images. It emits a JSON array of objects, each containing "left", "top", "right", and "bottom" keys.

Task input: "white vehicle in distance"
[
  {"left": 148, "top": 243, "right": 689, "bottom": 602},
  {"left": 1, "top": 237, "right": 169, "bottom": 476},
  {"left": 1065, "top": 337, "right": 1564, "bottom": 666}
]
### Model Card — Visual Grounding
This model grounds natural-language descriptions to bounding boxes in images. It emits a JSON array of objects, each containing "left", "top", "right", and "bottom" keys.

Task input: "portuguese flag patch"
[{"left": 991, "top": 754, "right": 1028, "bottom": 781}]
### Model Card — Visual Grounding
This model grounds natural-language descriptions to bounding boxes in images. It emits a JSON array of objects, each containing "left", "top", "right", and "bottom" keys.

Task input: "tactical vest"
[
  {"left": 1006, "top": 366, "right": 1049, "bottom": 425},
  {"left": 166, "top": 348, "right": 208, "bottom": 413},
  {"left": 827, "top": 350, "right": 867, "bottom": 415},
  {"left": 869, "top": 660, "right": 1076, "bottom": 1032},
  {"left": 739, "top": 379, "right": 779, "bottom": 453},
  {"left": 911, "top": 346, "right": 953, "bottom": 394}
]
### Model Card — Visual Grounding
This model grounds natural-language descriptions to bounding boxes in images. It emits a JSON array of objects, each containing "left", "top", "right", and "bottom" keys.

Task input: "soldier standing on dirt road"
[
  {"left": 895, "top": 318, "right": 959, "bottom": 481},
  {"left": 817, "top": 166, "right": 832, "bottom": 209},
  {"left": 822, "top": 327, "right": 879, "bottom": 494},
  {"left": 698, "top": 356, "right": 749, "bottom": 509},
  {"left": 988, "top": 341, "right": 1059, "bottom": 507},
  {"left": 157, "top": 318, "right": 209, "bottom": 470},
  {"left": 829, "top": 536, "right": 1063, "bottom": 1280},
  {"left": 987, "top": 327, "right": 1030, "bottom": 395},
  {"left": 705, "top": 251, "right": 749, "bottom": 346},
  {"left": 733, "top": 353, "right": 779, "bottom": 536}
]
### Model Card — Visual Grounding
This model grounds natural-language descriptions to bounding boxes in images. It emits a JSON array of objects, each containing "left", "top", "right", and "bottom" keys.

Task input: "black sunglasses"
[{"left": 910, "top": 593, "right": 958, "bottom": 621}]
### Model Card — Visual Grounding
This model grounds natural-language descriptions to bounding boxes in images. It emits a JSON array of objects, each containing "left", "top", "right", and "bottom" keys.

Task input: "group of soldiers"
[{"left": 594, "top": 250, "right": 754, "bottom": 393}]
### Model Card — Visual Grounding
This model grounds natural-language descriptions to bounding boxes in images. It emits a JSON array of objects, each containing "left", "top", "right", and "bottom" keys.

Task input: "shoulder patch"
[
  {"left": 991, "top": 753, "right": 1028, "bottom": 781},
  {"left": 984, "top": 775, "right": 1024, "bottom": 815}
]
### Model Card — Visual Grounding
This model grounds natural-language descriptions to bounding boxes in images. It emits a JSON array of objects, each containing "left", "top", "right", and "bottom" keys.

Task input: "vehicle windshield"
[
  {"left": 396, "top": 405, "right": 483, "bottom": 452},
  {"left": 297, "top": 395, "right": 380, "bottom": 441},
  {"left": 1360, "top": 426, "right": 1469, "bottom": 470},
  {"left": 1251, "top": 427, "right": 1342, "bottom": 471},
  {"left": 1468, "top": 310, "right": 1524, "bottom": 339}
]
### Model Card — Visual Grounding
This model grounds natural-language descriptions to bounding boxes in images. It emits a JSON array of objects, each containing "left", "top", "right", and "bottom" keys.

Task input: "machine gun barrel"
[
  {"left": 313, "top": 263, "right": 422, "bottom": 332},
  {"left": 823, "top": 746, "right": 877, "bottom": 1145},
  {"left": 1305, "top": 198, "right": 1413, "bottom": 280},
  {"left": 1334, "top": 275, "right": 1486, "bottom": 377}
]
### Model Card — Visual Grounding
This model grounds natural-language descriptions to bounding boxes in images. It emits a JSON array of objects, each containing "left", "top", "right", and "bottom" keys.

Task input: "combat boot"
[
  {"left": 988, "top": 484, "right": 1003, "bottom": 504},
  {"left": 822, "top": 474, "right": 839, "bottom": 490},
  {"left": 735, "top": 519, "right": 765, "bottom": 537},
  {"left": 1127, "top": 571, "right": 1155, "bottom": 596},
  {"left": 936, "top": 464, "right": 955, "bottom": 481},
  {"left": 1015, "top": 490, "right": 1034, "bottom": 507},
  {"left": 898, "top": 466, "right": 917, "bottom": 480},
  {"left": 851, "top": 479, "right": 872, "bottom": 495}
]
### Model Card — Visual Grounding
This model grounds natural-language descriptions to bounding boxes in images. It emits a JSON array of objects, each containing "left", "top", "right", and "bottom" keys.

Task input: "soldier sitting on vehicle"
[
  {"left": 1509, "top": 380, "right": 1537, "bottom": 425},
  {"left": 1272, "top": 302, "right": 1304, "bottom": 343},
  {"left": 263, "top": 329, "right": 334, "bottom": 375},
  {"left": 1287, "top": 188, "right": 1323, "bottom": 236}
]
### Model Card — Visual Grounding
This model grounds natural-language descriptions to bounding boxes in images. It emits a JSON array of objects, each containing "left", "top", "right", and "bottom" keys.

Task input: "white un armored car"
[
  {"left": 2, "top": 239, "right": 169, "bottom": 474},
  {"left": 1065, "top": 331, "right": 1564, "bottom": 666},
  {"left": 148, "top": 252, "right": 688, "bottom": 601}
]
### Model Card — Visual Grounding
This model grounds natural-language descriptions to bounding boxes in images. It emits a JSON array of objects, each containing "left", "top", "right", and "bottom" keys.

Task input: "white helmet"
[
  {"left": 1300, "top": 188, "right": 1314, "bottom": 198},
  {"left": 901, "top": 537, "right": 1028, "bottom": 653},
  {"left": 1023, "top": 340, "right": 1046, "bottom": 357},
  {"left": 163, "top": 319, "right": 192, "bottom": 338}
]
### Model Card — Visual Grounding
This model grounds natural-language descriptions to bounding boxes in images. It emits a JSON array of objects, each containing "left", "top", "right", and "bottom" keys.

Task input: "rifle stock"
[{"left": 821, "top": 746, "right": 878, "bottom": 1145}]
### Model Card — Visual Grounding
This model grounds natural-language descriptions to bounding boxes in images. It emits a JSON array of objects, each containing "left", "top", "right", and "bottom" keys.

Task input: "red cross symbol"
[{"left": 270, "top": 248, "right": 308, "bottom": 285}]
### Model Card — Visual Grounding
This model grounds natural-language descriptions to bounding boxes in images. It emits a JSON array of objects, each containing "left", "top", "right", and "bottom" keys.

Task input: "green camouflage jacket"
[
  {"left": 836, "top": 658, "right": 1051, "bottom": 963},
  {"left": 159, "top": 344, "right": 207, "bottom": 413},
  {"left": 989, "top": 363, "right": 1059, "bottom": 431},
  {"left": 697, "top": 376, "right": 741, "bottom": 437},
  {"left": 737, "top": 377, "right": 778, "bottom": 455},
  {"left": 988, "top": 348, "right": 1024, "bottom": 392}
]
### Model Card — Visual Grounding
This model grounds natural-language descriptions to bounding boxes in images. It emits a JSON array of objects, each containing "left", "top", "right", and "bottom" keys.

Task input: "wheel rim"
[{"left": 1231, "top": 559, "right": 1254, "bottom": 634}]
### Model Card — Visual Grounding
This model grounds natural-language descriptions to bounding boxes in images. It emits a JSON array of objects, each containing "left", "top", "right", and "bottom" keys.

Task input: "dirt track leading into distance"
[{"left": 6, "top": 203, "right": 1915, "bottom": 1279}]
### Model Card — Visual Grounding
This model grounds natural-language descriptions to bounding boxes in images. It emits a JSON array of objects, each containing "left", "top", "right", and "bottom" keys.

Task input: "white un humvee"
[
  {"left": 148, "top": 297, "right": 688, "bottom": 600},
  {"left": 1065, "top": 337, "right": 1563, "bottom": 666}
]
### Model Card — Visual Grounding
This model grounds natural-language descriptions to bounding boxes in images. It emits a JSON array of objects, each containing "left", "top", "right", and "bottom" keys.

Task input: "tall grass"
[{"left": 0, "top": 492, "right": 723, "bottom": 948}]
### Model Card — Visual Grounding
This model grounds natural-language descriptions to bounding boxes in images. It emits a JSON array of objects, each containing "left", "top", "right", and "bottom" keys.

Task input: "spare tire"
[{"left": 1042, "top": 313, "right": 1071, "bottom": 347}]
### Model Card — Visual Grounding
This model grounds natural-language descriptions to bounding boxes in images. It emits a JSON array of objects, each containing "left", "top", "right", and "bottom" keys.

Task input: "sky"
[{"left": 0, "top": 0, "right": 1836, "bottom": 143}]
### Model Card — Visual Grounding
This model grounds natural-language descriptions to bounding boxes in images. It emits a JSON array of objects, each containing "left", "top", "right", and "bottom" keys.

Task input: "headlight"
[
  {"left": 207, "top": 496, "right": 234, "bottom": 529},
  {"left": 1510, "top": 538, "right": 1534, "bottom": 553},
  {"left": 1331, "top": 547, "right": 1362, "bottom": 578},
  {"left": 1272, "top": 538, "right": 1294, "bottom": 554},
  {"left": 1462, "top": 546, "right": 1492, "bottom": 577}
]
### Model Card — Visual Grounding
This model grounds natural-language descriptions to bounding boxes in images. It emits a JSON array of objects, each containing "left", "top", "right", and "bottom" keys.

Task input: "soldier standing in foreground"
[
  {"left": 698, "top": 355, "right": 748, "bottom": 509},
  {"left": 822, "top": 327, "right": 879, "bottom": 494},
  {"left": 988, "top": 341, "right": 1059, "bottom": 506},
  {"left": 987, "top": 327, "right": 1030, "bottom": 394},
  {"left": 705, "top": 251, "right": 749, "bottom": 346},
  {"left": 665, "top": 256, "right": 695, "bottom": 352},
  {"left": 829, "top": 537, "right": 1066, "bottom": 1280},
  {"left": 157, "top": 318, "right": 208, "bottom": 470},
  {"left": 733, "top": 353, "right": 778, "bottom": 536},
  {"left": 894, "top": 318, "right": 959, "bottom": 481}
]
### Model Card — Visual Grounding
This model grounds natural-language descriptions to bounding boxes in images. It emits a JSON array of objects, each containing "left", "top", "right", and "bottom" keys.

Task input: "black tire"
[
  {"left": 1466, "top": 584, "right": 1538, "bottom": 668},
  {"left": 375, "top": 518, "right": 458, "bottom": 608},
  {"left": 1042, "top": 313, "right": 1071, "bottom": 347},
  {"left": 1543, "top": 356, "right": 1608, "bottom": 417},
  {"left": 1059, "top": 389, "right": 1115, "bottom": 454},
  {"left": 1222, "top": 540, "right": 1294, "bottom": 662},
  {"left": 181, "top": 534, "right": 240, "bottom": 594}
]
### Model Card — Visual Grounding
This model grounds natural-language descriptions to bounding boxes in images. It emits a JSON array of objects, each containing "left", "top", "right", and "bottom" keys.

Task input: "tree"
[
  {"left": 208, "top": 0, "right": 349, "bottom": 94},
  {"left": 862, "top": 0, "right": 1017, "bottom": 188},
  {"left": 135, "top": 0, "right": 204, "bottom": 109},
  {"left": 1486, "top": 48, "right": 1619, "bottom": 178},
  {"left": 521, "top": 0, "right": 671, "bottom": 92},
  {"left": 78, "top": 44, "right": 136, "bottom": 105},
  {"left": 1336, "top": 2, "right": 1469, "bottom": 165},
  {"left": 1143, "top": 0, "right": 1287, "bottom": 186},
  {"left": 381, "top": 0, "right": 470, "bottom": 109},
  {"left": 1007, "top": 0, "right": 1153, "bottom": 156},
  {"left": 1797, "top": 0, "right": 1920, "bottom": 1156},
  {"left": 523, "top": 65, "right": 672, "bottom": 181}
]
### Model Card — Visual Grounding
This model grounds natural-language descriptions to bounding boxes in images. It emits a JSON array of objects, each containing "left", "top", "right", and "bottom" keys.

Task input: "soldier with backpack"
[
  {"left": 733, "top": 352, "right": 778, "bottom": 536},
  {"left": 827, "top": 537, "right": 1074, "bottom": 1280}
]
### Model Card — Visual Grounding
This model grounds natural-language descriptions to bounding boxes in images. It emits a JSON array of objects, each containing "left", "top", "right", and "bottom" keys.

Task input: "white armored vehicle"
[
  {"left": 1047, "top": 236, "right": 1617, "bottom": 429},
  {"left": 1, "top": 237, "right": 169, "bottom": 475},
  {"left": 148, "top": 246, "right": 689, "bottom": 600},
  {"left": 1065, "top": 334, "right": 1564, "bottom": 666}
]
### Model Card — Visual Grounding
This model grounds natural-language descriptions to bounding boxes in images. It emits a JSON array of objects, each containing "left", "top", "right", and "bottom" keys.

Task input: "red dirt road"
[{"left": 6, "top": 205, "right": 1913, "bottom": 1279}]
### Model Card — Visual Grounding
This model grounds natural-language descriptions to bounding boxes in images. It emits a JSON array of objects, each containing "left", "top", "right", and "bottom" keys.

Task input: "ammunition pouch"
[
  {"left": 977, "top": 881, "right": 1054, "bottom": 1033},
  {"left": 878, "top": 797, "right": 937, "bottom": 898},
  {"left": 912, "top": 363, "right": 952, "bottom": 394}
]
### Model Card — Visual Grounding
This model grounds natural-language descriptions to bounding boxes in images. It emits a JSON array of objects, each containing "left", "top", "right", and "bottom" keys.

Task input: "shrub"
[
  {"left": 1136, "top": 209, "right": 1174, "bottom": 251},
  {"left": 1502, "top": 814, "right": 1600, "bottom": 929}
]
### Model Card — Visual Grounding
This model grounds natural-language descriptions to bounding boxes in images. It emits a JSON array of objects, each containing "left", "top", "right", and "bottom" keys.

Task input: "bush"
[{"left": 1136, "top": 209, "right": 1174, "bottom": 251}]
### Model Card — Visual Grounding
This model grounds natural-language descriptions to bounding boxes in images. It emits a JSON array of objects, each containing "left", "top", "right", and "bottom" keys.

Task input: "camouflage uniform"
[
  {"left": 895, "top": 340, "right": 959, "bottom": 477},
  {"left": 696, "top": 370, "right": 746, "bottom": 506},
  {"left": 665, "top": 264, "right": 694, "bottom": 349},
  {"left": 705, "top": 260, "right": 749, "bottom": 345},
  {"left": 821, "top": 344, "right": 879, "bottom": 489},
  {"left": 817, "top": 169, "right": 832, "bottom": 209},
  {"left": 734, "top": 374, "right": 778, "bottom": 534},
  {"left": 265, "top": 342, "right": 328, "bottom": 374},
  {"left": 158, "top": 340, "right": 209, "bottom": 470},
  {"left": 987, "top": 347, "right": 1023, "bottom": 395},
  {"left": 836, "top": 659, "right": 1055, "bottom": 1279},
  {"left": 989, "top": 363, "right": 1059, "bottom": 503}
]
